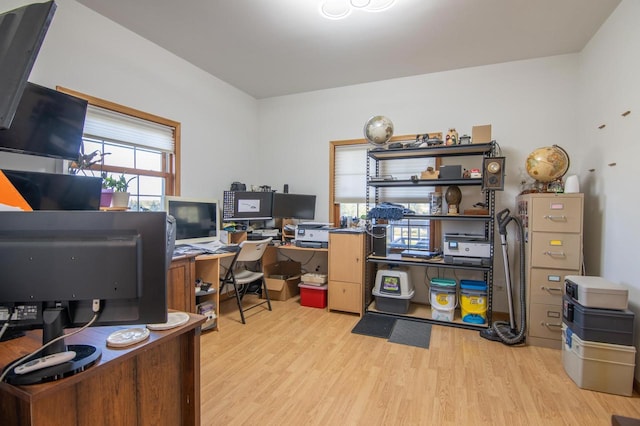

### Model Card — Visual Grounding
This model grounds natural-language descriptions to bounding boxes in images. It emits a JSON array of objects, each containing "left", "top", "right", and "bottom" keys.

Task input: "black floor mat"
[
  {"left": 388, "top": 319, "right": 431, "bottom": 349},
  {"left": 351, "top": 313, "right": 397, "bottom": 339}
]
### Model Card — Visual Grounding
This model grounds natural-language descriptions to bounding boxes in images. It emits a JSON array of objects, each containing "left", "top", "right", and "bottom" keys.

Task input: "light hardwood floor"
[{"left": 200, "top": 295, "right": 640, "bottom": 426}]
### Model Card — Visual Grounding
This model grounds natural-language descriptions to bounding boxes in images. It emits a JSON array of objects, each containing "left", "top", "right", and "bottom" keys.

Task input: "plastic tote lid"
[
  {"left": 460, "top": 279, "right": 487, "bottom": 291},
  {"left": 430, "top": 278, "right": 456, "bottom": 288}
]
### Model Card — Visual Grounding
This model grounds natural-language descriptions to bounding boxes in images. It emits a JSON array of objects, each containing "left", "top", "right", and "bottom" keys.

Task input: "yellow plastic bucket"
[{"left": 460, "top": 280, "right": 487, "bottom": 324}]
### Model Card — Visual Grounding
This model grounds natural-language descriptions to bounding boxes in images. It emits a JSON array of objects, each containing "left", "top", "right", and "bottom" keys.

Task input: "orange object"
[{"left": 0, "top": 171, "right": 32, "bottom": 210}]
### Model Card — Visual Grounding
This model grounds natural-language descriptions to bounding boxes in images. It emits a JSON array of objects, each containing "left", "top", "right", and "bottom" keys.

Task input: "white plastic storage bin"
[
  {"left": 373, "top": 269, "right": 414, "bottom": 314},
  {"left": 564, "top": 275, "right": 628, "bottom": 310},
  {"left": 562, "top": 324, "right": 636, "bottom": 396},
  {"left": 430, "top": 278, "right": 457, "bottom": 321}
]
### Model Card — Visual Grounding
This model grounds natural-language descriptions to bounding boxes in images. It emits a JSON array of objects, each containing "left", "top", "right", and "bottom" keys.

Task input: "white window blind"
[
  {"left": 83, "top": 105, "right": 175, "bottom": 152},
  {"left": 379, "top": 157, "right": 435, "bottom": 203},
  {"left": 334, "top": 144, "right": 368, "bottom": 203},
  {"left": 334, "top": 144, "right": 436, "bottom": 204}
]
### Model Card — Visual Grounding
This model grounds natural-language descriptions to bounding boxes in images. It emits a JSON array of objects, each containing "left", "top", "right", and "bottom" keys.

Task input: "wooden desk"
[
  {"left": 0, "top": 312, "right": 205, "bottom": 426},
  {"left": 168, "top": 252, "right": 235, "bottom": 331}
]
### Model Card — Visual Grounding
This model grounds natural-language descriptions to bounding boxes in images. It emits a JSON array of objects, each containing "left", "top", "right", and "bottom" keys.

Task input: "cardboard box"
[
  {"left": 472, "top": 124, "right": 492, "bottom": 144},
  {"left": 263, "top": 261, "right": 301, "bottom": 301}
]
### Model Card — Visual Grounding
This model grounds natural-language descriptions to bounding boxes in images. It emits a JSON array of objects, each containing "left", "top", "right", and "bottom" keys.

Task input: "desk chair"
[{"left": 220, "top": 237, "right": 273, "bottom": 324}]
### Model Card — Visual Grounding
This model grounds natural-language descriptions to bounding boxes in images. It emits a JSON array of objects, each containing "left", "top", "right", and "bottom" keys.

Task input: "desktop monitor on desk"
[
  {"left": 223, "top": 191, "right": 273, "bottom": 221},
  {"left": 0, "top": 210, "right": 169, "bottom": 385},
  {"left": 164, "top": 196, "right": 220, "bottom": 244},
  {"left": 272, "top": 193, "right": 316, "bottom": 220}
]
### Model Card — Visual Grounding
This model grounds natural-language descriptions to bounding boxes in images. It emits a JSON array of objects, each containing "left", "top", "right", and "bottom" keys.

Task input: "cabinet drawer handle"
[
  {"left": 543, "top": 251, "right": 566, "bottom": 258},
  {"left": 543, "top": 215, "right": 567, "bottom": 221},
  {"left": 541, "top": 322, "right": 562, "bottom": 329},
  {"left": 541, "top": 286, "right": 562, "bottom": 294}
]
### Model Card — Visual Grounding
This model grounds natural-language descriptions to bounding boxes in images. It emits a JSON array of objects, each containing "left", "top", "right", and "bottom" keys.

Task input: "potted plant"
[
  {"left": 100, "top": 178, "right": 114, "bottom": 208},
  {"left": 102, "top": 173, "right": 135, "bottom": 208}
]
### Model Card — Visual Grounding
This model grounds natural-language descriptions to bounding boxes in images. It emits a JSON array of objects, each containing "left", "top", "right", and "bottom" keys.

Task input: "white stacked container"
[
  {"left": 562, "top": 275, "right": 635, "bottom": 396},
  {"left": 562, "top": 324, "right": 636, "bottom": 396},
  {"left": 564, "top": 275, "right": 628, "bottom": 310}
]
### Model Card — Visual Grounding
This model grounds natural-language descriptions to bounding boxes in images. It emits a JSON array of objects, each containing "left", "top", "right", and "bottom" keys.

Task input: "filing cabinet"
[{"left": 517, "top": 192, "right": 584, "bottom": 348}]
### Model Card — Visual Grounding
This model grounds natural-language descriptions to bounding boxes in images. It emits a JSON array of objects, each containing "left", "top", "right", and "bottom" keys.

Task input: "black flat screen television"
[
  {"left": 1, "top": 169, "right": 101, "bottom": 211},
  {"left": 0, "top": 82, "right": 88, "bottom": 161},
  {"left": 0, "top": 210, "right": 170, "bottom": 385},
  {"left": 0, "top": 1, "right": 56, "bottom": 130},
  {"left": 272, "top": 193, "right": 316, "bottom": 220}
]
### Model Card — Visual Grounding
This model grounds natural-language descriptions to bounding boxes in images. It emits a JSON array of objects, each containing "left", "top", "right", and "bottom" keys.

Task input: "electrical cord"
[{"left": 0, "top": 301, "right": 101, "bottom": 383}]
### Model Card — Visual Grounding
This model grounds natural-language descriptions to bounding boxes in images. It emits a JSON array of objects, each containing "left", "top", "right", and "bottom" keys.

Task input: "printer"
[
  {"left": 443, "top": 233, "right": 491, "bottom": 266},
  {"left": 295, "top": 222, "right": 332, "bottom": 248}
]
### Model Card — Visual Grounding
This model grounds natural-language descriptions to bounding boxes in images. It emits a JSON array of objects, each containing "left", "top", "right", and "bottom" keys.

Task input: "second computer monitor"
[{"left": 272, "top": 193, "right": 316, "bottom": 220}]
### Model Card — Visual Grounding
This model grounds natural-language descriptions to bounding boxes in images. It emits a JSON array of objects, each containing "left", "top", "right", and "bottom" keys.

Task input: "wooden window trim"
[{"left": 56, "top": 86, "right": 181, "bottom": 195}]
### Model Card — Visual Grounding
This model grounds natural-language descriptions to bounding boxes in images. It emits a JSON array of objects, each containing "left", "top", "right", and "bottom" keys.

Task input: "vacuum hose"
[{"left": 489, "top": 208, "right": 527, "bottom": 345}]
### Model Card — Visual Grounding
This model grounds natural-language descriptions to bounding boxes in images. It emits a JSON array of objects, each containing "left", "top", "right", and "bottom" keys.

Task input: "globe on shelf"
[
  {"left": 364, "top": 115, "right": 394, "bottom": 147},
  {"left": 525, "top": 145, "right": 570, "bottom": 192}
]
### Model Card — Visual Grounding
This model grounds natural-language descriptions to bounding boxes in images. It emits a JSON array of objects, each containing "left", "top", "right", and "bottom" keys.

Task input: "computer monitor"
[
  {"left": 0, "top": 210, "right": 169, "bottom": 385},
  {"left": 272, "top": 193, "right": 316, "bottom": 220},
  {"left": 0, "top": 82, "right": 88, "bottom": 161},
  {"left": 164, "top": 196, "right": 220, "bottom": 244},
  {"left": 222, "top": 191, "right": 273, "bottom": 221},
  {"left": 0, "top": 1, "right": 56, "bottom": 130}
]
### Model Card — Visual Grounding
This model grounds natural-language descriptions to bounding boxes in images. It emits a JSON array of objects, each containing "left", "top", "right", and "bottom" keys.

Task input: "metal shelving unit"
[{"left": 365, "top": 141, "right": 499, "bottom": 330}]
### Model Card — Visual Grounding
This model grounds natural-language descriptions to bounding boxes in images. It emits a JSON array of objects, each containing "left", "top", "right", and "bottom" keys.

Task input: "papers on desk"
[{"left": 187, "top": 240, "right": 225, "bottom": 253}]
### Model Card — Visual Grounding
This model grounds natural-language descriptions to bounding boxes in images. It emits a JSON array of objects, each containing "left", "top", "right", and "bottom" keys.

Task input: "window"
[
  {"left": 60, "top": 87, "right": 180, "bottom": 211},
  {"left": 329, "top": 137, "right": 439, "bottom": 251}
]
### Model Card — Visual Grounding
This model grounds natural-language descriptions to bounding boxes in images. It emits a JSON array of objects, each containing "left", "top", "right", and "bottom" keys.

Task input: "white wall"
[
  {"left": 257, "top": 55, "right": 582, "bottom": 309},
  {"left": 0, "top": 0, "right": 259, "bottom": 200},
  {"left": 579, "top": 0, "right": 640, "bottom": 378}
]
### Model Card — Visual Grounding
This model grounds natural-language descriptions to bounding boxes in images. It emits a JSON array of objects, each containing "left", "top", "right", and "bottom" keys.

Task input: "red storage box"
[{"left": 298, "top": 283, "right": 328, "bottom": 308}]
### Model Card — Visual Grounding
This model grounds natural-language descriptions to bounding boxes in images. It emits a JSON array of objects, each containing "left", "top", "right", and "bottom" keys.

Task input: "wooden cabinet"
[
  {"left": 517, "top": 192, "right": 584, "bottom": 348},
  {"left": 0, "top": 313, "right": 205, "bottom": 426},
  {"left": 328, "top": 232, "right": 366, "bottom": 316},
  {"left": 168, "top": 255, "right": 196, "bottom": 313}
]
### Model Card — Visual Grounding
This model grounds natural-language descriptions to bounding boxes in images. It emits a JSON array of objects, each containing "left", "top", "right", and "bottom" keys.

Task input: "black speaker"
[
  {"left": 482, "top": 157, "right": 506, "bottom": 190},
  {"left": 372, "top": 225, "right": 388, "bottom": 257}
]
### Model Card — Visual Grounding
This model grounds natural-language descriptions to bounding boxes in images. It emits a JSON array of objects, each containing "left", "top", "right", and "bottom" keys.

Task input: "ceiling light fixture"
[
  {"left": 350, "top": 0, "right": 371, "bottom": 8},
  {"left": 320, "top": 0, "right": 395, "bottom": 20}
]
